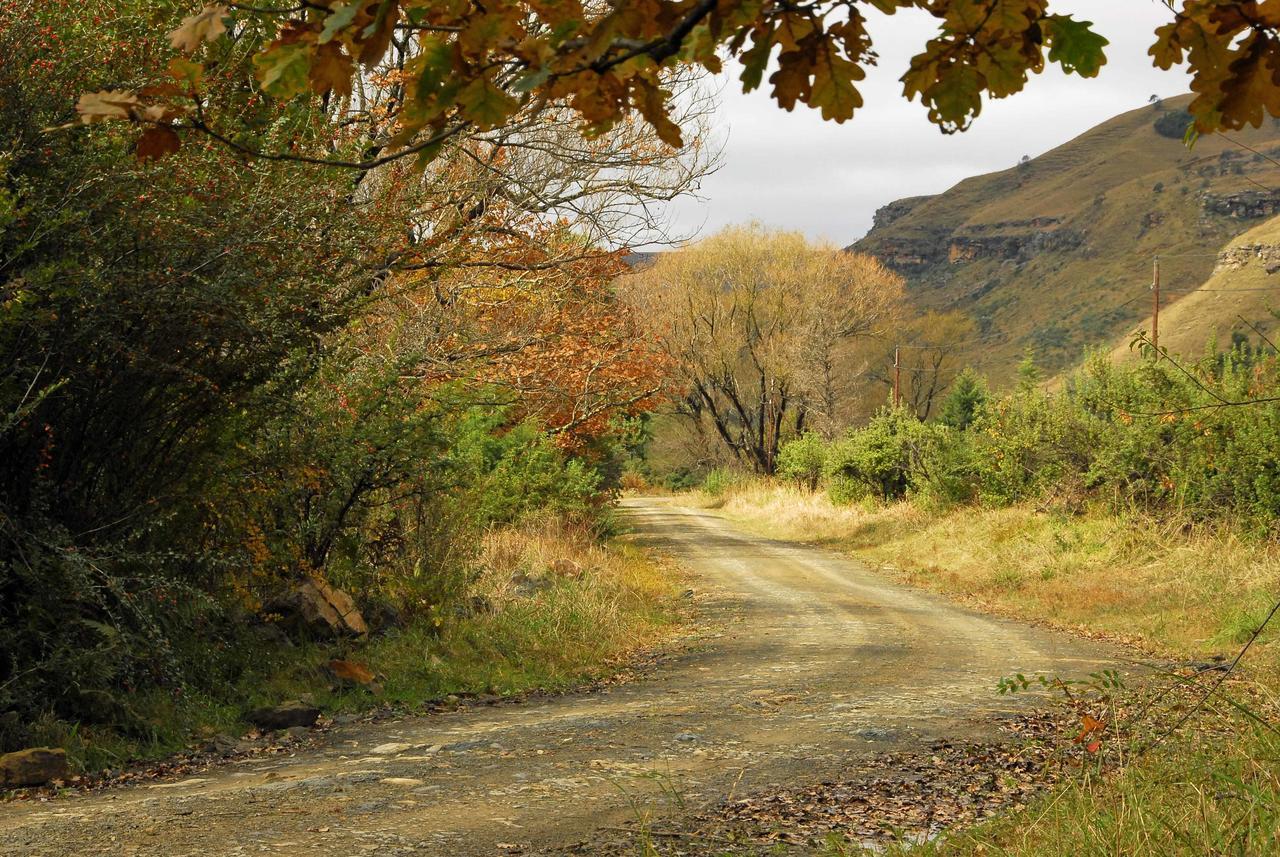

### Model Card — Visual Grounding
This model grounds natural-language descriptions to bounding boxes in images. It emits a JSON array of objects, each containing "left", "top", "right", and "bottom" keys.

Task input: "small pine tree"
[
  {"left": 939, "top": 368, "right": 988, "bottom": 430},
  {"left": 1017, "top": 347, "right": 1042, "bottom": 393}
]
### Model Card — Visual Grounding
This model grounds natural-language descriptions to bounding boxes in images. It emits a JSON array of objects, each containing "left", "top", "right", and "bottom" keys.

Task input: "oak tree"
[
  {"left": 72, "top": 1, "right": 1280, "bottom": 168},
  {"left": 624, "top": 224, "right": 902, "bottom": 473}
]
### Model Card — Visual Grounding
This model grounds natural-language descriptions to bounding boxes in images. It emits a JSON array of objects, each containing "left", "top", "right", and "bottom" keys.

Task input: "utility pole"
[
  {"left": 893, "top": 345, "right": 901, "bottom": 408},
  {"left": 1152, "top": 255, "right": 1161, "bottom": 352}
]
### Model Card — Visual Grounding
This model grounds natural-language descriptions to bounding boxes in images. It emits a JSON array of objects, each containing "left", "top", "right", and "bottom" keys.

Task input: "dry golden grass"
[
  {"left": 707, "top": 482, "right": 1280, "bottom": 856},
  {"left": 475, "top": 515, "right": 679, "bottom": 641},
  {"left": 697, "top": 481, "right": 1280, "bottom": 666},
  {"left": 352, "top": 515, "right": 688, "bottom": 702}
]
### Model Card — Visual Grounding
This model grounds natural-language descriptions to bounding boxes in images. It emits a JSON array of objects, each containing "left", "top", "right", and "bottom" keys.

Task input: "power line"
[
  {"left": 887, "top": 255, "right": 1278, "bottom": 368},
  {"left": 1163, "top": 286, "right": 1280, "bottom": 293},
  {"left": 1113, "top": 292, "right": 1149, "bottom": 311},
  {"left": 1219, "top": 132, "right": 1280, "bottom": 174},
  {"left": 896, "top": 335, "right": 1004, "bottom": 351}
]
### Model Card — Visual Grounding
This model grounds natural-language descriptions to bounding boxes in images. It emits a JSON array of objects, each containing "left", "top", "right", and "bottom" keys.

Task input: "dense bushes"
[
  {"left": 825, "top": 410, "right": 942, "bottom": 502},
  {"left": 1154, "top": 108, "right": 1196, "bottom": 139},
  {"left": 774, "top": 344, "right": 1280, "bottom": 528},
  {"left": 777, "top": 433, "right": 828, "bottom": 490},
  {"left": 0, "top": 2, "right": 369, "bottom": 744},
  {"left": 0, "top": 1, "right": 634, "bottom": 754}
]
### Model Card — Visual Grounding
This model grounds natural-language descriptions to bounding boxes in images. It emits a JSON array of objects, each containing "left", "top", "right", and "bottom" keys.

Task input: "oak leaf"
[
  {"left": 356, "top": 0, "right": 399, "bottom": 66},
  {"left": 319, "top": 1, "right": 359, "bottom": 45},
  {"left": 135, "top": 125, "right": 182, "bottom": 161},
  {"left": 738, "top": 27, "right": 776, "bottom": 92},
  {"left": 458, "top": 77, "right": 519, "bottom": 129},
  {"left": 926, "top": 64, "right": 983, "bottom": 132},
  {"left": 1217, "top": 35, "right": 1280, "bottom": 130},
  {"left": 809, "top": 45, "right": 863, "bottom": 122},
  {"left": 254, "top": 41, "right": 314, "bottom": 100},
  {"left": 311, "top": 42, "right": 355, "bottom": 98},
  {"left": 635, "top": 81, "right": 684, "bottom": 148},
  {"left": 976, "top": 47, "right": 1031, "bottom": 99},
  {"left": 142, "top": 104, "right": 188, "bottom": 123},
  {"left": 76, "top": 90, "right": 141, "bottom": 123},
  {"left": 168, "top": 58, "right": 205, "bottom": 89},
  {"left": 169, "top": 5, "right": 229, "bottom": 54},
  {"left": 1043, "top": 15, "right": 1108, "bottom": 77}
]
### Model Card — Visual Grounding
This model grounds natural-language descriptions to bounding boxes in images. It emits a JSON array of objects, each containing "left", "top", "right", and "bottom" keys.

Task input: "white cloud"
[{"left": 660, "top": 1, "right": 1193, "bottom": 247}]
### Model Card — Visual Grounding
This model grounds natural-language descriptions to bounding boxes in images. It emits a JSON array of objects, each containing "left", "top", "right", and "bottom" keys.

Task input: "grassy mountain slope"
[
  {"left": 1107, "top": 214, "right": 1280, "bottom": 362},
  {"left": 850, "top": 95, "right": 1280, "bottom": 383}
]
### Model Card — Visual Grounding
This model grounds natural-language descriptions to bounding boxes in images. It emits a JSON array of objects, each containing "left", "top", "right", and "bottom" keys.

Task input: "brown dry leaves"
[
  {"left": 74, "top": 2, "right": 1280, "bottom": 163},
  {"left": 79, "top": 1, "right": 1112, "bottom": 165},
  {"left": 690, "top": 723, "right": 1063, "bottom": 851},
  {"left": 169, "top": 5, "right": 228, "bottom": 54}
]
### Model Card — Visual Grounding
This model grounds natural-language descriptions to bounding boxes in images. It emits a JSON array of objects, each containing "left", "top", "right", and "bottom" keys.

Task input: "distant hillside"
[
  {"left": 1107, "top": 214, "right": 1280, "bottom": 362},
  {"left": 849, "top": 94, "right": 1280, "bottom": 383}
]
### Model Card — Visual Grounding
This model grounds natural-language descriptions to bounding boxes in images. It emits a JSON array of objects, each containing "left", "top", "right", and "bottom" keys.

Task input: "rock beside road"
[
  {"left": 265, "top": 575, "right": 368, "bottom": 638},
  {"left": 0, "top": 747, "right": 68, "bottom": 788},
  {"left": 246, "top": 701, "right": 322, "bottom": 731}
]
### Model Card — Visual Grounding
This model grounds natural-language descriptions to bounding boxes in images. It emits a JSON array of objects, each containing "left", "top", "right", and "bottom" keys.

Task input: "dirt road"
[{"left": 0, "top": 498, "right": 1120, "bottom": 856}]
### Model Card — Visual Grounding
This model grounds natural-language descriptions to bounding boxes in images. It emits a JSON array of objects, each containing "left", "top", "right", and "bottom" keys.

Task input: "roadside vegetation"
[
  {"left": 36, "top": 517, "right": 682, "bottom": 775},
  {"left": 701, "top": 482, "right": 1280, "bottom": 668},
  {"left": 661, "top": 341, "right": 1280, "bottom": 855},
  {"left": 0, "top": 1, "right": 696, "bottom": 775},
  {"left": 882, "top": 722, "right": 1280, "bottom": 856},
  {"left": 12, "top": 0, "right": 1280, "bottom": 850}
]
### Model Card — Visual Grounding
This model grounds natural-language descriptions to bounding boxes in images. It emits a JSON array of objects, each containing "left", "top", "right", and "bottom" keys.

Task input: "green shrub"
[
  {"left": 825, "top": 472, "right": 866, "bottom": 506},
  {"left": 1154, "top": 108, "right": 1195, "bottom": 139},
  {"left": 778, "top": 433, "right": 829, "bottom": 490},
  {"left": 939, "top": 368, "right": 989, "bottom": 431},
  {"left": 0, "top": 1, "right": 377, "bottom": 742},
  {"left": 703, "top": 467, "right": 746, "bottom": 497},
  {"left": 966, "top": 385, "right": 1100, "bottom": 505},
  {"left": 916, "top": 429, "right": 983, "bottom": 507},
  {"left": 825, "top": 409, "right": 942, "bottom": 502},
  {"left": 663, "top": 467, "right": 706, "bottom": 492},
  {"left": 469, "top": 423, "right": 602, "bottom": 525},
  {"left": 892, "top": 345, "right": 1280, "bottom": 526}
]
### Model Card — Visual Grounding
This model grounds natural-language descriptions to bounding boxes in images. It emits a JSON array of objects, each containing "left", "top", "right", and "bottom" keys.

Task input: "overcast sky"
[{"left": 659, "top": 1, "right": 1194, "bottom": 248}]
